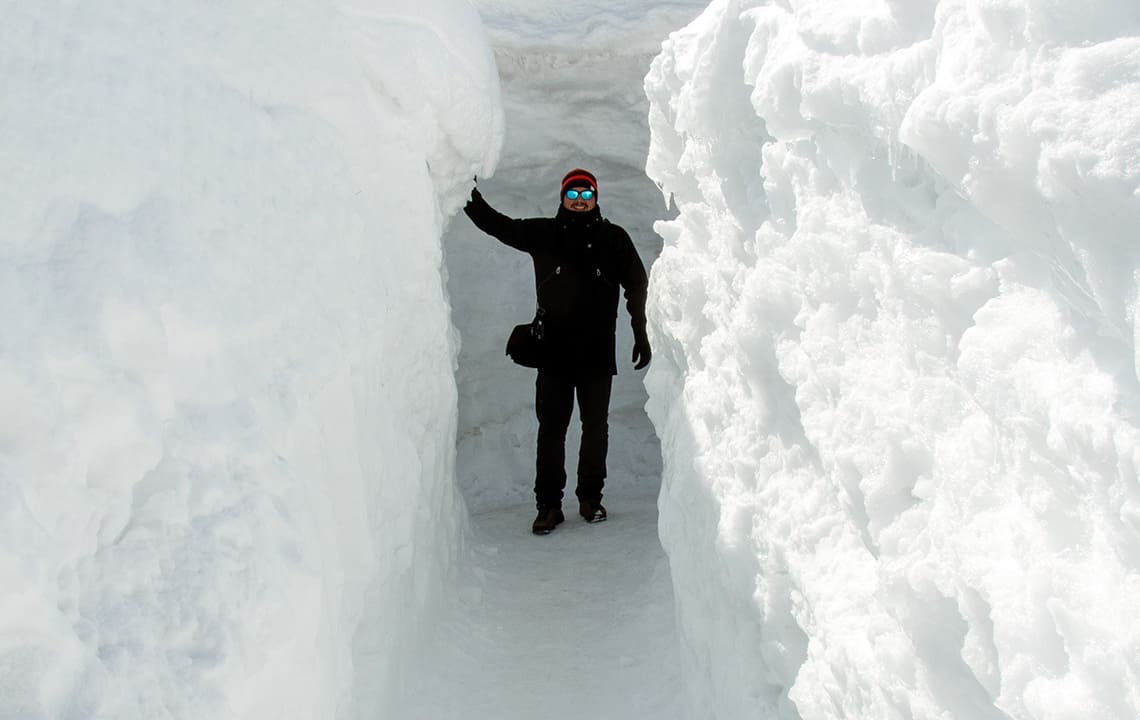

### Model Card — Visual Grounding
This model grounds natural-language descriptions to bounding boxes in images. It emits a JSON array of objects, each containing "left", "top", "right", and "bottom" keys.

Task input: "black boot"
[
  {"left": 578, "top": 499, "right": 607, "bottom": 523},
  {"left": 532, "top": 505, "right": 565, "bottom": 535}
]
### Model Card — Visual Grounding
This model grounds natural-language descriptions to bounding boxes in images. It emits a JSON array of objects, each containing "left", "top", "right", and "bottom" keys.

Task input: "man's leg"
[
  {"left": 535, "top": 370, "right": 575, "bottom": 509},
  {"left": 574, "top": 373, "right": 613, "bottom": 506}
]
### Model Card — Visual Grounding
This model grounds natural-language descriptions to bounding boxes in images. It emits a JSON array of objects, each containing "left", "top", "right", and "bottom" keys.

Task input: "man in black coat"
[{"left": 464, "top": 168, "right": 651, "bottom": 535}]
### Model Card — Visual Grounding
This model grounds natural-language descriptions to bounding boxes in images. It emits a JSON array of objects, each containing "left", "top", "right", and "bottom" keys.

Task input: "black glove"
[{"left": 632, "top": 330, "right": 651, "bottom": 370}]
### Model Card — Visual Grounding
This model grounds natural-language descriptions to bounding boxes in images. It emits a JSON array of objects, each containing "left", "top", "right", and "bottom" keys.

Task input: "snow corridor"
[{"left": 3, "top": 1, "right": 1139, "bottom": 719}]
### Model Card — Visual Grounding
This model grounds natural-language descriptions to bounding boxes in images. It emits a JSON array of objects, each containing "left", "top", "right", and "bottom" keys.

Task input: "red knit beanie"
[{"left": 561, "top": 168, "right": 597, "bottom": 194}]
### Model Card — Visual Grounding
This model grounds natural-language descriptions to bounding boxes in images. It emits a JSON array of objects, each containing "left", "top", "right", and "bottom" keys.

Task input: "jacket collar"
[{"left": 555, "top": 204, "right": 603, "bottom": 231}]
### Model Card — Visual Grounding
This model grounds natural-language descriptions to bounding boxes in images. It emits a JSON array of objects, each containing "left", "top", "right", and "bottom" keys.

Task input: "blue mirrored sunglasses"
[{"left": 565, "top": 189, "right": 595, "bottom": 201}]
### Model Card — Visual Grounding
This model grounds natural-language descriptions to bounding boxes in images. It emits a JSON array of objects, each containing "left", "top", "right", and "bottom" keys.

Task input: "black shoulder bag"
[{"left": 506, "top": 306, "right": 546, "bottom": 368}]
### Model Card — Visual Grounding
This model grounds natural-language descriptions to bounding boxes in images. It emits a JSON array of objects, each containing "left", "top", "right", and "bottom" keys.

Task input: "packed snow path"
[{"left": 401, "top": 492, "right": 684, "bottom": 718}]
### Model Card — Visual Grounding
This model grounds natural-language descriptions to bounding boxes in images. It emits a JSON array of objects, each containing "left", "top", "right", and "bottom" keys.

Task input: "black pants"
[{"left": 534, "top": 371, "right": 613, "bottom": 509}]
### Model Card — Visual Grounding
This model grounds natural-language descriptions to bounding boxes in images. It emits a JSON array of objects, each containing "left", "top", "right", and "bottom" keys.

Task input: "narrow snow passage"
[{"left": 394, "top": 1, "right": 707, "bottom": 717}]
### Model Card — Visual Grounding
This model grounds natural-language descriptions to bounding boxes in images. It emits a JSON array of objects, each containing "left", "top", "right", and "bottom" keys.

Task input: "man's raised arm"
[{"left": 464, "top": 187, "right": 534, "bottom": 253}]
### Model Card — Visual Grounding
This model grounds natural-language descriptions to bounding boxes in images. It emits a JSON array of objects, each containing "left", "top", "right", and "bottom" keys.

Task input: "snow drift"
[
  {"left": 0, "top": 1, "right": 500, "bottom": 717},
  {"left": 645, "top": 0, "right": 1140, "bottom": 718}
]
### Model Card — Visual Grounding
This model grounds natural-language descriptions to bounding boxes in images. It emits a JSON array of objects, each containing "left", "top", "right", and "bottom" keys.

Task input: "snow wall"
[
  {"left": 645, "top": 1, "right": 1140, "bottom": 718},
  {"left": 0, "top": 1, "right": 501, "bottom": 718}
]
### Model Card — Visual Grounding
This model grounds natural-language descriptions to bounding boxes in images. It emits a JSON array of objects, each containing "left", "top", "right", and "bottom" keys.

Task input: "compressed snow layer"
[
  {"left": 645, "top": 1, "right": 1140, "bottom": 718},
  {"left": 0, "top": 1, "right": 501, "bottom": 718}
]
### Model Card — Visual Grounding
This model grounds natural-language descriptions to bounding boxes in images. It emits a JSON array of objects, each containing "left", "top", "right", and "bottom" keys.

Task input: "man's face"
[{"left": 562, "top": 186, "right": 597, "bottom": 213}]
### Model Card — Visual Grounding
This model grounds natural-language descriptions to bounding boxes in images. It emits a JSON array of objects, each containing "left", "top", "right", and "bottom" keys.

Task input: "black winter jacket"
[{"left": 464, "top": 190, "right": 649, "bottom": 377}]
